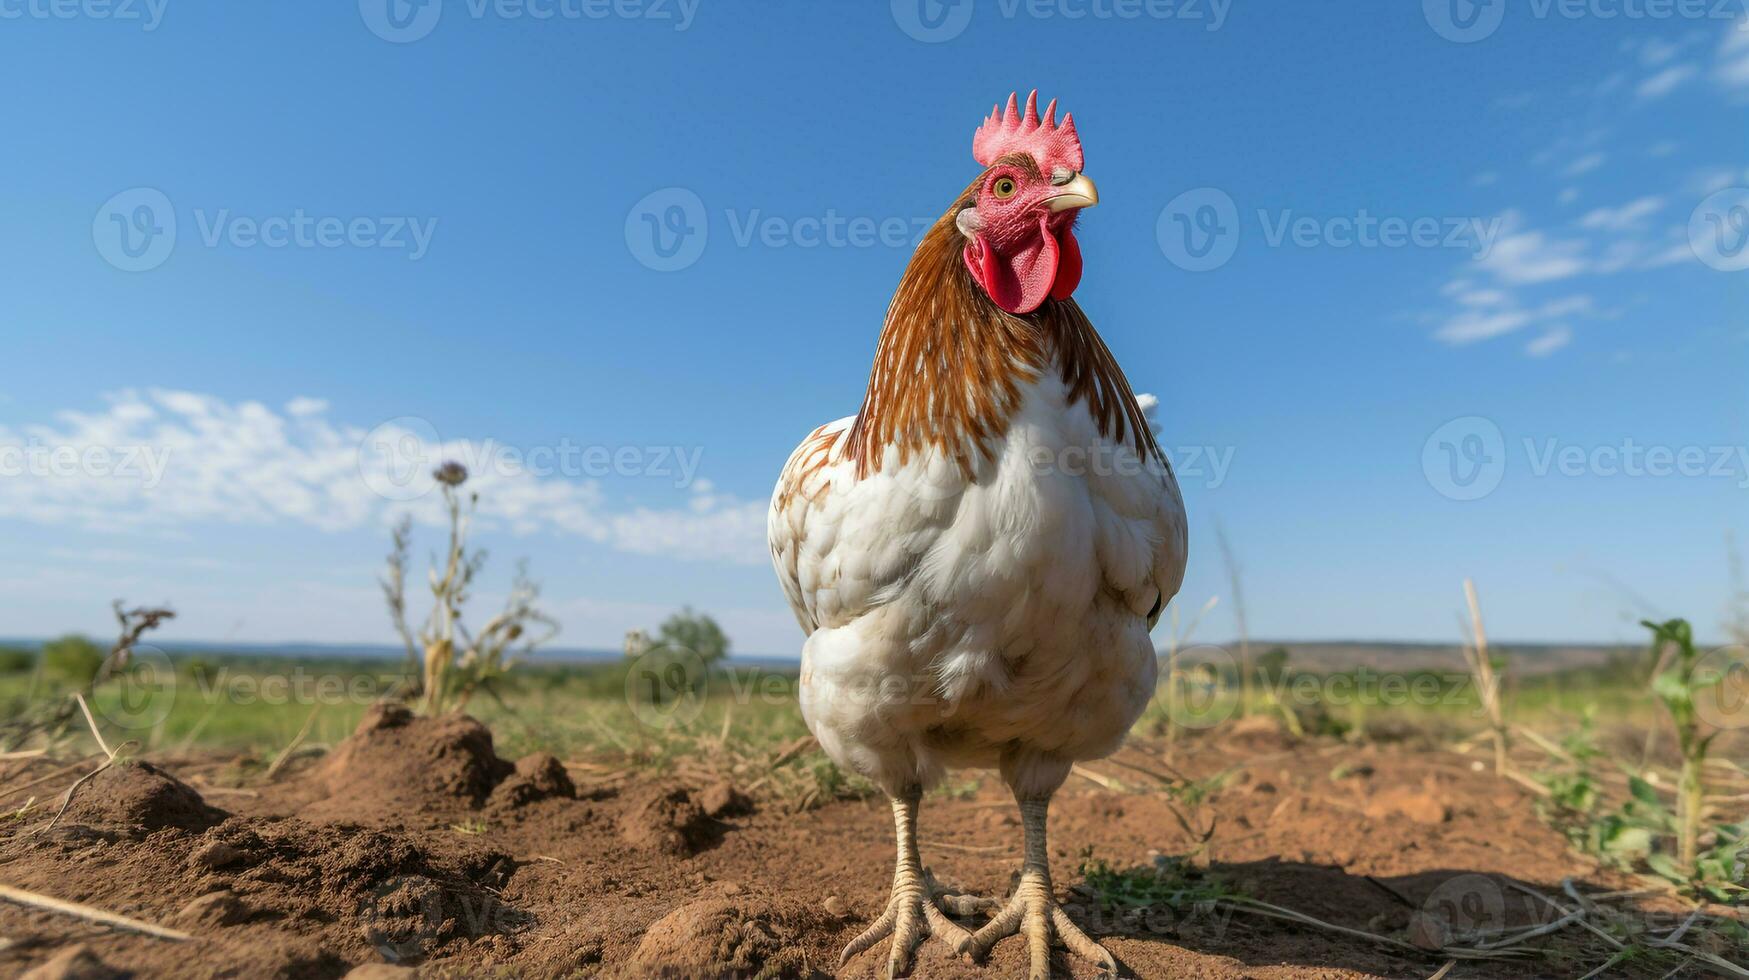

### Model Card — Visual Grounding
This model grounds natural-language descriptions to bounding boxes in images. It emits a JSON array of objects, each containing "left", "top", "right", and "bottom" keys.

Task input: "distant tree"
[
  {"left": 1256, "top": 646, "right": 1291, "bottom": 684},
  {"left": 655, "top": 607, "right": 730, "bottom": 666},
  {"left": 0, "top": 647, "right": 34, "bottom": 674},
  {"left": 40, "top": 634, "right": 103, "bottom": 687}
]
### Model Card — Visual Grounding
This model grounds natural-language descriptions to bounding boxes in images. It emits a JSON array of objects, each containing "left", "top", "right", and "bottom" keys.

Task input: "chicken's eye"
[{"left": 992, "top": 177, "right": 1018, "bottom": 200}]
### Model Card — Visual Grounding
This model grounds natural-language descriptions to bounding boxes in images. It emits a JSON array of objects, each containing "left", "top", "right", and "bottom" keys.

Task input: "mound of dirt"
[
  {"left": 313, "top": 703, "right": 514, "bottom": 823},
  {"left": 630, "top": 898, "right": 811, "bottom": 978},
  {"left": 487, "top": 751, "right": 575, "bottom": 810},
  {"left": 17, "top": 944, "right": 124, "bottom": 980},
  {"left": 618, "top": 785, "right": 717, "bottom": 855},
  {"left": 60, "top": 760, "right": 227, "bottom": 835},
  {"left": 186, "top": 816, "right": 520, "bottom": 962}
]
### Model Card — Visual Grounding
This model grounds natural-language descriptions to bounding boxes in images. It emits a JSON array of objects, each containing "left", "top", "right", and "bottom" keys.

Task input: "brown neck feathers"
[{"left": 844, "top": 185, "right": 1161, "bottom": 478}]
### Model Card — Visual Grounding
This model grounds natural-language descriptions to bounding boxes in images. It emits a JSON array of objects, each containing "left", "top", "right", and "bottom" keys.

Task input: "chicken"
[{"left": 768, "top": 92, "right": 1187, "bottom": 979}]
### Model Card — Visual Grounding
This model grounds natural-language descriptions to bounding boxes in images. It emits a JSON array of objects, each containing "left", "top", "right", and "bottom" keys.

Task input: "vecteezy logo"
[
  {"left": 1693, "top": 646, "right": 1749, "bottom": 730},
  {"left": 357, "top": 416, "right": 443, "bottom": 501},
  {"left": 891, "top": 0, "right": 974, "bottom": 42},
  {"left": 93, "top": 188, "right": 176, "bottom": 272},
  {"left": 1162, "top": 644, "right": 1241, "bottom": 730},
  {"left": 1157, "top": 188, "right": 1239, "bottom": 272},
  {"left": 92, "top": 644, "right": 177, "bottom": 731},
  {"left": 1412, "top": 874, "right": 1506, "bottom": 947},
  {"left": 359, "top": 0, "right": 443, "bottom": 43},
  {"left": 1423, "top": 0, "right": 1504, "bottom": 42},
  {"left": 624, "top": 645, "right": 707, "bottom": 730},
  {"left": 625, "top": 187, "right": 708, "bottom": 272},
  {"left": 1422, "top": 416, "right": 1506, "bottom": 501},
  {"left": 1690, "top": 188, "right": 1749, "bottom": 273}
]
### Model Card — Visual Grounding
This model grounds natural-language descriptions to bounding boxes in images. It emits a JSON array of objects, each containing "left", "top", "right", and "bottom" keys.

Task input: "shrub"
[{"left": 40, "top": 634, "right": 103, "bottom": 687}]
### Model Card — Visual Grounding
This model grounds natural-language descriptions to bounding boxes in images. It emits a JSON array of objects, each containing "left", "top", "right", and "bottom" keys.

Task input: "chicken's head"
[{"left": 958, "top": 91, "right": 1098, "bottom": 315}]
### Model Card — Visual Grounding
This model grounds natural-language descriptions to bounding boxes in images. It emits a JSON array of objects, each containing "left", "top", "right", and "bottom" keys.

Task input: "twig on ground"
[
  {"left": 0, "top": 883, "right": 189, "bottom": 941},
  {"left": 1216, "top": 897, "right": 1532, "bottom": 960}
]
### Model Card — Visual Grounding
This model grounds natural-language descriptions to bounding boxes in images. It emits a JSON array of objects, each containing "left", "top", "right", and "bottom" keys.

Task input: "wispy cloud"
[
  {"left": 1577, "top": 196, "right": 1665, "bottom": 232},
  {"left": 1562, "top": 152, "right": 1607, "bottom": 178},
  {"left": 1635, "top": 64, "right": 1697, "bottom": 100},
  {"left": 1715, "top": 18, "right": 1749, "bottom": 91},
  {"left": 1474, "top": 211, "right": 1589, "bottom": 285},
  {"left": 1525, "top": 325, "right": 1573, "bottom": 357},
  {"left": 0, "top": 390, "right": 768, "bottom": 565}
]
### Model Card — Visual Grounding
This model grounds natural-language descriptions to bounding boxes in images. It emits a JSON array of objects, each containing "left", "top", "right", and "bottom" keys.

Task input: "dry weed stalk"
[
  {"left": 1461, "top": 579, "right": 1509, "bottom": 776},
  {"left": 381, "top": 462, "right": 558, "bottom": 714},
  {"left": 95, "top": 601, "right": 175, "bottom": 685}
]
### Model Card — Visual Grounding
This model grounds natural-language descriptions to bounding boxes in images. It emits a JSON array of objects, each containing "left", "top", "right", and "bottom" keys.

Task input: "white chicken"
[{"left": 768, "top": 92, "right": 1187, "bottom": 979}]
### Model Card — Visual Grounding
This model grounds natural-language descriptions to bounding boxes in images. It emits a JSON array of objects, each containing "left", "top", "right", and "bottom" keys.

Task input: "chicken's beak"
[{"left": 1046, "top": 173, "right": 1098, "bottom": 211}]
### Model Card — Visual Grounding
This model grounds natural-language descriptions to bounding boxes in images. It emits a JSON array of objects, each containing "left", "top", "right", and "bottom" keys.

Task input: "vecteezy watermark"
[
  {"left": 358, "top": 0, "right": 698, "bottom": 42},
  {"left": 1161, "top": 648, "right": 1485, "bottom": 732},
  {"left": 1157, "top": 188, "right": 1502, "bottom": 272},
  {"left": 192, "top": 209, "right": 438, "bottom": 261},
  {"left": 890, "top": 0, "right": 1230, "bottom": 43},
  {"left": 356, "top": 416, "right": 706, "bottom": 501},
  {"left": 1024, "top": 442, "right": 1236, "bottom": 489},
  {"left": 1422, "top": 416, "right": 1749, "bottom": 501},
  {"left": 93, "top": 188, "right": 177, "bottom": 273},
  {"left": 1410, "top": 874, "right": 1507, "bottom": 946},
  {"left": 1690, "top": 187, "right": 1749, "bottom": 273},
  {"left": 1693, "top": 645, "right": 1749, "bottom": 730},
  {"left": 1423, "top": 0, "right": 1745, "bottom": 42},
  {"left": 0, "top": 0, "right": 169, "bottom": 30},
  {"left": 88, "top": 644, "right": 177, "bottom": 731},
  {"left": 624, "top": 187, "right": 933, "bottom": 272},
  {"left": 93, "top": 188, "right": 438, "bottom": 271},
  {"left": 0, "top": 439, "right": 172, "bottom": 488},
  {"left": 624, "top": 644, "right": 709, "bottom": 729},
  {"left": 1422, "top": 416, "right": 1507, "bottom": 501}
]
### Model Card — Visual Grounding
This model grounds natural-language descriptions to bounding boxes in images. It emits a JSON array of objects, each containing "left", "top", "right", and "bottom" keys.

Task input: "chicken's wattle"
[{"left": 963, "top": 216, "right": 1083, "bottom": 315}]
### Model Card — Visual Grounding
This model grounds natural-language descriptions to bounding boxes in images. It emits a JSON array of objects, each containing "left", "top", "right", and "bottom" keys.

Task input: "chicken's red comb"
[{"left": 972, "top": 90, "right": 1084, "bottom": 174}]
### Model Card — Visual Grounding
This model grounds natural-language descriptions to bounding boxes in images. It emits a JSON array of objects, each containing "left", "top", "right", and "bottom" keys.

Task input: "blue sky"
[{"left": 1, "top": 0, "right": 1745, "bottom": 655}]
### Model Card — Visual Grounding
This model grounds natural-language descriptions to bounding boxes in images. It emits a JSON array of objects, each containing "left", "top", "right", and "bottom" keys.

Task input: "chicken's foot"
[
  {"left": 839, "top": 787, "right": 980, "bottom": 978},
  {"left": 963, "top": 796, "right": 1119, "bottom": 980}
]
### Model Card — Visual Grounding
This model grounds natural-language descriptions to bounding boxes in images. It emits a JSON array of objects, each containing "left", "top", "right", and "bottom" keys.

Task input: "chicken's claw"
[
  {"left": 838, "top": 871, "right": 976, "bottom": 977},
  {"left": 962, "top": 867, "right": 1117, "bottom": 979}
]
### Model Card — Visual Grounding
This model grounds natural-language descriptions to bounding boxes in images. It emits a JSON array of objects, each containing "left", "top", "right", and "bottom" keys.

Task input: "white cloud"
[
  {"left": 286, "top": 397, "right": 329, "bottom": 417},
  {"left": 0, "top": 389, "right": 768, "bottom": 565},
  {"left": 1646, "top": 140, "right": 1680, "bottom": 158},
  {"left": 1558, "top": 187, "right": 1581, "bottom": 205},
  {"left": 1525, "top": 326, "right": 1573, "bottom": 357},
  {"left": 1563, "top": 152, "right": 1607, "bottom": 178},
  {"left": 1635, "top": 64, "right": 1698, "bottom": 100},
  {"left": 1689, "top": 167, "right": 1742, "bottom": 195},
  {"left": 1435, "top": 309, "right": 1533, "bottom": 344},
  {"left": 1578, "top": 196, "right": 1665, "bottom": 232},
  {"left": 1474, "top": 212, "right": 1589, "bottom": 284},
  {"left": 1715, "top": 19, "right": 1749, "bottom": 91},
  {"left": 1471, "top": 171, "right": 1500, "bottom": 187},
  {"left": 1638, "top": 37, "right": 1680, "bottom": 67},
  {"left": 1455, "top": 288, "right": 1511, "bottom": 308}
]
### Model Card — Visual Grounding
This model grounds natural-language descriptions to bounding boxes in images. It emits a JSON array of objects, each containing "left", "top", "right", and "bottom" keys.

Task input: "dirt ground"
[{"left": 0, "top": 705, "right": 1732, "bottom": 979}]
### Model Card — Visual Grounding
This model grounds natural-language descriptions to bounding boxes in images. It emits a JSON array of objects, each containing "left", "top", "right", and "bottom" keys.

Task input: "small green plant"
[
  {"left": 1641, "top": 619, "right": 1728, "bottom": 887},
  {"left": 1075, "top": 851, "right": 1234, "bottom": 915}
]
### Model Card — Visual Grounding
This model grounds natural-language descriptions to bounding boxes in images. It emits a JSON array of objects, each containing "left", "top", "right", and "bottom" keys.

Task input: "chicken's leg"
[
  {"left": 840, "top": 786, "right": 979, "bottom": 978},
  {"left": 964, "top": 794, "right": 1118, "bottom": 980}
]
